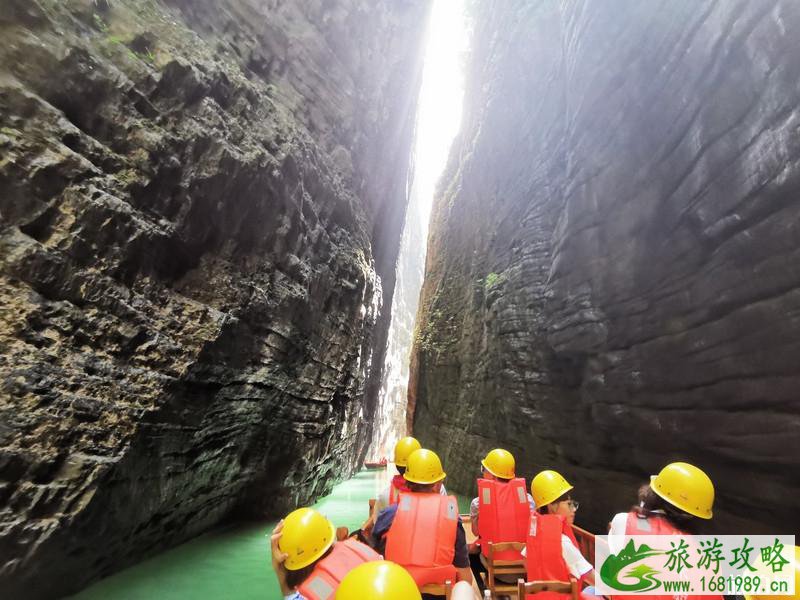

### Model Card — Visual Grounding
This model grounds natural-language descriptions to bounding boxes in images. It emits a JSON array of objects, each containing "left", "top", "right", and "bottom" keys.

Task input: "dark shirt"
[{"left": 371, "top": 503, "right": 470, "bottom": 568}]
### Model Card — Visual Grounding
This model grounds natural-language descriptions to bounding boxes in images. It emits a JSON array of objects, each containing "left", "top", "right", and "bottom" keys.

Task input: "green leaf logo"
[{"left": 600, "top": 540, "right": 664, "bottom": 592}]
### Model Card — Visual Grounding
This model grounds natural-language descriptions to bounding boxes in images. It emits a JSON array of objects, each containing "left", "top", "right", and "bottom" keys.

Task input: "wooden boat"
[{"left": 361, "top": 499, "right": 605, "bottom": 598}]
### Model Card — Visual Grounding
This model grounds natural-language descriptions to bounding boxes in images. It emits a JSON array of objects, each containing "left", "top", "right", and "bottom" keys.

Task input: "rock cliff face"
[
  {"left": 0, "top": 0, "right": 426, "bottom": 596},
  {"left": 410, "top": 0, "right": 800, "bottom": 534}
]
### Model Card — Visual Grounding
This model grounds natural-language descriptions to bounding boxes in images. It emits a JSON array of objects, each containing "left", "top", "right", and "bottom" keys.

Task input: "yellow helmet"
[
  {"left": 336, "top": 560, "right": 422, "bottom": 600},
  {"left": 481, "top": 448, "right": 516, "bottom": 479},
  {"left": 393, "top": 436, "right": 422, "bottom": 467},
  {"left": 278, "top": 507, "right": 336, "bottom": 570},
  {"left": 531, "top": 470, "right": 573, "bottom": 507},
  {"left": 744, "top": 545, "right": 800, "bottom": 600},
  {"left": 650, "top": 462, "right": 714, "bottom": 519},
  {"left": 404, "top": 448, "right": 446, "bottom": 484}
]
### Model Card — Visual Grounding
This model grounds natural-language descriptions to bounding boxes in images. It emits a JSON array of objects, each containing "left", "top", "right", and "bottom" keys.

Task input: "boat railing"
[
  {"left": 571, "top": 524, "right": 595, "bottom": 563},
  {"left": 571, "top": 524, "right": 608, "bottom": 566}
]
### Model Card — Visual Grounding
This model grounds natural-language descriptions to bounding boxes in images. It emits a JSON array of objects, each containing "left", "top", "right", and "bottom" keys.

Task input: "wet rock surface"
[
  {"left": 0, "top": 0, "right": 426, "bottom": 596},
  {"left": 410, "top": 0, "right": 800, "bottom": 534}
]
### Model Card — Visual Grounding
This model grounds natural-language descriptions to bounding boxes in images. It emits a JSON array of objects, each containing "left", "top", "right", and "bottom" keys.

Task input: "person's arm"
[
  {"left": 370, "top": 515, "right": 384, "bottom": 554},
  {"left": 453, "top": 521, "right": 473, "bottom": 583},
  {"left": 370, "top": 506, "right": 396, "bottom": 556},
  {"left": 469, "top": 498, "right": 479, "bottom": 537},
  {"left": 561, "top": 534, "right": 595, "bottom": 585},
  {"left": 270, "top": 520, "right": 293, "bottom": 596},
  {"left": 456, "top": 566, "right": 474, "bottom": 584},
  {"left": 363, "top": 488, "right": 390, "bottom": 536},
  {"left": 607, "top": 512, "right": 628, "bottom": 554},
  {"left": 374, "top": 488, "right": 389, "bottom": 514}
]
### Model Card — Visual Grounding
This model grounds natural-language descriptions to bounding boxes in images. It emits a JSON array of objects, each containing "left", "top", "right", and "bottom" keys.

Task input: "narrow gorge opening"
[{"left": 369, "top": 0, "right": 470, "bottom": 462}]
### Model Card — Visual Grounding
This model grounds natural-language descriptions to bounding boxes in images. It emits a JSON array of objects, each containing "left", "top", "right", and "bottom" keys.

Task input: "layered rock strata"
[
  {"left": 0, "top": 0, "right": 427, "bottom": 596},
  {"left": 410, "top": 0, "right": 800, "bottom": 534}
]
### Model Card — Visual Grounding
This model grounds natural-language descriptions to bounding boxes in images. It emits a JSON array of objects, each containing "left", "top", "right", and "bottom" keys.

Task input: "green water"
[{"left": 71, "top": 470, "right": 471, "bottom": 600}]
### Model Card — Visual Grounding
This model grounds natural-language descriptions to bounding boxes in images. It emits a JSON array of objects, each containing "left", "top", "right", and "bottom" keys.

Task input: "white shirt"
[
  {"left": 521, "top": 534, "right": 593, "bottom": 579},
  {"left": 608, "top": 509, "right": 668, "bottom": 554},
  {"left": 608, "top": 512, "right": 629, "bottom": 554}
]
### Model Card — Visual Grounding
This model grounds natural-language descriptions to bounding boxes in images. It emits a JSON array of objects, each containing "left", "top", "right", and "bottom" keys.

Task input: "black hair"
[
  {"left": 407, "top": 481, "right": 437, "bottom": 493},
  {"left": 537, "top": 491, "right": 569, "bottom": 514},
  {"left": 634, "top": 485, "right": 702, "bottom": 535},
  {"left": 285, "top": 545, "right": 333, "bottom": 589},
  {"left": 397, "top": 466, "right": 406, "bottom": 475},
  {"left": 481, "top": 465, "right": 511, "bottom": 483}
]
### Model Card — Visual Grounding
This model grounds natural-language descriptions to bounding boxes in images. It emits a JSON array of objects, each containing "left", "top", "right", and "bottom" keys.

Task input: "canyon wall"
[
  {"left": 0, "top": 0, "right": 427, "bottom": 596},
  {"left": 410, "top": 0, "right": 800, "bottom": 534}
]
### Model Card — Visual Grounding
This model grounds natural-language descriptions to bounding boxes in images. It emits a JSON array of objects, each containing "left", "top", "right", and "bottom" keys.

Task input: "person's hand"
[
  {"left": 269, "top": 520, "right": 293, "bottom": 595},
  {"left": 270, "top": 520, "right": 288, "bottom": 574}
]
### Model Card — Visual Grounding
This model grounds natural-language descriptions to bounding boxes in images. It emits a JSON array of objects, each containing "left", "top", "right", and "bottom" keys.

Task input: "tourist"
[
  {"left": 469, "top": 448, "right": 534, "bottom": 591},
  {"left": 606, "top": 462, "right": 725, "bottom": 600},
  {"left": 374, "top": 436, "right": 449, "bottom": 514},
  {"left": 270, "top": 507, "right": 379, "bottom": 600},
  {"left": 372, "top": 448, "right": 473, "bottom": 597},
  {"left": 608, "top": 462, "right": 714, "bottom": 547},
  {"left": 523, "top": 470, "right": 598, "bottom": 599}
]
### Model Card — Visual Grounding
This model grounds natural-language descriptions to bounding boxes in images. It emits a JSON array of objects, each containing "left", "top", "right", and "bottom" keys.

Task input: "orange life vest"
[
  {"left": 384, "top": 492, "right": 459, "bottom": 587},
  {"left": 297, "top": 538, "right": 380, "bottom": 600},
  {"left": 612, "top": 512, "right": 724, "bottom": 600},
  {"left": 389, "top": 475, "right": 409, "bottom": 505},
  {"left": 477, "top": 477, "right": 530, "bottom": 560},
  {"left": 525, "top": 512, "right": 592, "bottom": 600},
  {"left": 625, "top": 511, "right": 682, "bottom": 536}
]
